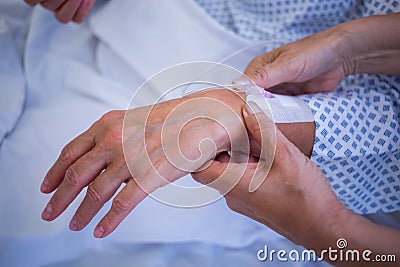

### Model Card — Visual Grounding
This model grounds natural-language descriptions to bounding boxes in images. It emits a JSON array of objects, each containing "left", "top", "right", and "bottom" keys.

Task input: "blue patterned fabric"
[{"left": 194, "top": 0, "right": 400, "bottom": 214}]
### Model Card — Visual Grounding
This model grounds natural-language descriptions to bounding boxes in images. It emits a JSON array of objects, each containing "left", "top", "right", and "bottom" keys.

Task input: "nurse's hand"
[
  {"left": 40, "top": 89, "right": 246, "bottom": 238},
  {"left": 241, "top": 13, "right": 400, "bottom": 96},
  {"left": 193, "top": 103, "right": 400, "bottom": 264},
  {"left": 192, "top": 102, "right": 347, "bottom": 249},
  {"left": 24, "top": 0, "right": 95, "bottom": 23},
  {"left": 239, "top": 27, "right": 349, "bottom": 95}
]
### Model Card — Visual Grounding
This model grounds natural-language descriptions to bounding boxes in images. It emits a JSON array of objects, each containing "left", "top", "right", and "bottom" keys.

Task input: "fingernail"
[
  {"left": 246, "top": 101, "right": 263, "bottom": 115},
  {"left": 40, "top": 179, "right": 50, "bottom": 192},
  {"left": 94, "top": 225, "right": 105, "bottom": 238},
  {"left": 69, "top": 218, "right": 80, "bottom": 231},
  {"left": 242, "top": 107, "right": 249, "bottom": 118},
  {"left": 42, "top": 203, "right": 53, "bottom": 220},
  {"left": 232, "top": 76, "right": 250, "bottom": 85}
]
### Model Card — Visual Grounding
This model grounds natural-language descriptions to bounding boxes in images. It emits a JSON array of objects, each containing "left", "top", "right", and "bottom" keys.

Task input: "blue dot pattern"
[{"left": 194, "top": 0, "right": 400, "bottom": 214}]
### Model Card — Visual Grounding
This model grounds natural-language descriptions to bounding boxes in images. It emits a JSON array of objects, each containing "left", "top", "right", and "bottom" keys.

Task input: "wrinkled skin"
[
  {"left": 241, "top": 28, "right": 349, "bottom": 95},
  {"left": 193, "top": 105, "right": 345, "bottom": 248},
  {"left": 40, "top": 89, "right": 247, "bottom": 238}
]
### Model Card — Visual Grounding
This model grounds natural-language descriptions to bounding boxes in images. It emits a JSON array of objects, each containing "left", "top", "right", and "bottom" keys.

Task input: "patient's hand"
[
  {"left": 24, "top": 0, "right": 95, "bottom": 23},
  {"left": 40, "top": 87, "right": 316, "bottom": 238},
  {"left": 40, "top": 89, "right": 247, "bottom": 238}
]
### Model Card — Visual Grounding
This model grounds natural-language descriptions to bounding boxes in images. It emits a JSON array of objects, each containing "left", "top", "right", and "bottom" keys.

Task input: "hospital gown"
[{"left": 194, "top": 0, "right": 400, "bottom": 214}]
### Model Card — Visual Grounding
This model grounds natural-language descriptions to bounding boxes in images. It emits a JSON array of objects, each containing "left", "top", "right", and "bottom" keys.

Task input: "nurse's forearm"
[
  {"left": 311, "top": 209, "right": 400, "bottom": 266},
  {"left": 337, "top": 12, "right": 400, "bottom": 76}
]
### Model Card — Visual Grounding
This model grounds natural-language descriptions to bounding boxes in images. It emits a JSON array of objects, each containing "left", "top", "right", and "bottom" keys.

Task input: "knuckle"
[
  {"left": 49, "top": 195, "right": 62, "bottom": 210},
  {"left": 100, "top": 215, "right": 115, "bottom": 229},
  {"left": 60, "top": 146, "right": 75, "bottom": 163},
  {"left": 100, "top": 111, "right": 117, "bottom": 123},
  {"left": 112, "top": 197, "right": 131, "bottom": 212},
  {"left": 45, "top": 167, "right": 56, "bottom": 181},
  {"left": 65, "top": 167, "right": 80, "bottom": 186},
  {"left": 254, "top": 68, "right": 269, "bottom": 82},
  {"left": 105, "top": 128, "right": 122, "bottom": 144},
  {"left": 87, "top": 184, "right": 103, "bottom": 203}
]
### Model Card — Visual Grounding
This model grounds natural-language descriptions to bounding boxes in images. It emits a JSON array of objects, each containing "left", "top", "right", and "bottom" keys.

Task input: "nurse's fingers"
[
  {"left": 41, "top": 129, "right": 95, "bottom": 194},
  {"left": 55, "top": 0, "right": 82, "bottom": 23},
  {"left": 93, "top": 179, "right": 148, "bottom": 238},
  {"left": 40, "top": 0, "right": 66, "bottom": 11},
  {"left": 192, "top": 160, "right": 228, "bottom": 186},
  {"left": 69, "top": 164, "right": 131, "bottom": 231},
  {"left": 72, "top": 0, "right": 95, "bottom": 23},
  {"left": 24, "top": 0, "right": 43, "bottom": 6},
  {"left": 41, "top": 147, "right": 107, "bottom": 221}
]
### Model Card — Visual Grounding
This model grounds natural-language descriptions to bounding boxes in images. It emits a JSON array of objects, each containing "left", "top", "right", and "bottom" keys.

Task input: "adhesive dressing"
[{"left": 225, "top": 84, "right": 315, "bottom": 123}]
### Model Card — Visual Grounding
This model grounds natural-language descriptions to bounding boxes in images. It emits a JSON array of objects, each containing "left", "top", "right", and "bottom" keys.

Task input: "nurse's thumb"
[
  {"left": 234, "top": 61, "right": 288, "bottom": 90},
  {"left": 242, "top": 102, "right": 275, "bottom": 145}
]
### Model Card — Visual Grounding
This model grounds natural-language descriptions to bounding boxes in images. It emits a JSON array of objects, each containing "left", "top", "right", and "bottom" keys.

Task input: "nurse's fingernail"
[
  {"left": 69, "top": 218, "right": 80, "bottom": 231},
  {"left": 242, "top": 106, "right": 249, "bottom": 119},
  {"left": 247, "top": 101, "right": 263, "bottom": 115},
  {"left": 42, "top": 204, "right": 53, "bottom": 220},
  {"left": 40, "top": 179, "right": 50, "bottom": 192},
  {"left": 232, "top": 76, "right": 250, "bottom": 85},
  {"left": 94, "top": 225, "right": 105, "bottom": 238}
]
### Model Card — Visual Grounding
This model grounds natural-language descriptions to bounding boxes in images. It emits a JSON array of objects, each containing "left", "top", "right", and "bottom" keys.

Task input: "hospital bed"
[{"left": 0, "top": 1, "right": 397, "bottom": 266}]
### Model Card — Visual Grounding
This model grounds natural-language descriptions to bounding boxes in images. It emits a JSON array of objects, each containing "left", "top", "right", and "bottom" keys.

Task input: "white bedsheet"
[
  {"left": 0, "top": 1, "right": 326, "bottom": 266},
  {"left": 0, "top": 0, "right": 30, "bottom": 144}
]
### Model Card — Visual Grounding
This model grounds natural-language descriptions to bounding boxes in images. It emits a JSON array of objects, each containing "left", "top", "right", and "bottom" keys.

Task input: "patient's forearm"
[
  {"left": 336, "top": 12, "right": 400, "bottom": 76},
  {"left": 276, "top": 122, "right": 315, "bottom": 157}
]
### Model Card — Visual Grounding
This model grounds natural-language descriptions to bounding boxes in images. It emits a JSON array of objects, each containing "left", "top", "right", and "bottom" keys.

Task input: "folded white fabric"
[
  {"left": 0, "top": 1, "right": 31, "bottom": 144},
  {"left": 89, "top": 0, "right": 253, "bottom": 84}
]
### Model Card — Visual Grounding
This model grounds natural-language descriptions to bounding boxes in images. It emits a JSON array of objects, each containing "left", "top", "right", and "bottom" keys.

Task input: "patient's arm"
[{"left": 40, "top": 88, "right": 315, "bottom": 238}]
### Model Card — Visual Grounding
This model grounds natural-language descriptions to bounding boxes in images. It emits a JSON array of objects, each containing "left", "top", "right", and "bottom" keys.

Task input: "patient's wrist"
[
  {"left": 183, "top": 88, "right": 316, "bottom": 157},
  {"left": 185, "top": 88, "right": 247, "bottom": 152},
  {"left": 276, "top": 122, "right": 315, "bottom": 157}
]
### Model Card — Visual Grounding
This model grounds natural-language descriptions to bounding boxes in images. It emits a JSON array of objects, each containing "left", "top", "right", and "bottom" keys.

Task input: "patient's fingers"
[
  {"left": 24, "top": 0, "right": 43, "bottom": 6},
  {"left": 40, "top": 0, "right": 66, "bottom": 11},
  {"left": 41, "top": 147, "right": 107, "bottom": 221},
  {"left": 69, "top": 164, "right": 131, "bottom": 231},
  {"left": 56, "top": 0, "right": 82, "bottom": 23},
  {"left": 41, "top": 130, "right": 95, "bottom": 193},
  {"left": 94, "top": 180, "right": 148, "bottom": 238},
  {"left": 72, "top": 0, "right": 95, "bottom": 23}
]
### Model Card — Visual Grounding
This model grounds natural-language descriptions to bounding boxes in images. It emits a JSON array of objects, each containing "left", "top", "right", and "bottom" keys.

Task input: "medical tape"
[
  {"left": 181, "top": 83, "right": 314, "bottom": 123},
  {"left": 224, "top": 84, "right": 315, "bottom": 123}
]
